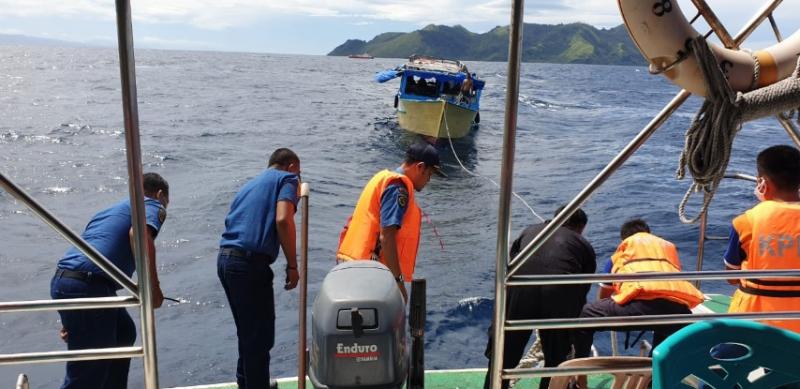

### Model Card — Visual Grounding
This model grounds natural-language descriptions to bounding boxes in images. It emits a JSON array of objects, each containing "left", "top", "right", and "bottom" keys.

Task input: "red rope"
[{"left": 422, "top": 209, "right": 445, "bottom": 251}]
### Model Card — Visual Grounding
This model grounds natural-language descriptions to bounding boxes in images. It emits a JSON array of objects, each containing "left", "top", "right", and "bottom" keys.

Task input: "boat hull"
[{"left": 397, "top": 99, "right": 476, "bottom": 139}]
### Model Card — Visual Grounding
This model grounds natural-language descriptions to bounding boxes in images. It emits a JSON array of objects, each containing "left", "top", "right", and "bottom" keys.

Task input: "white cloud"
[
  {"left": 0, "top": 28, "right": 24, "bottom": 35},
  {"left": 0, "top": 0, "right": 798, "bottom": 36},
  {"left": 136, "top": 35, "right": 217, "bottom": 50}
]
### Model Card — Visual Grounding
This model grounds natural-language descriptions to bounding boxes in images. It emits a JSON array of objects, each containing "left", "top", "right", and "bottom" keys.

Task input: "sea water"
[{"left": 0, "top": 45, "right": 791, "bottom": 387}]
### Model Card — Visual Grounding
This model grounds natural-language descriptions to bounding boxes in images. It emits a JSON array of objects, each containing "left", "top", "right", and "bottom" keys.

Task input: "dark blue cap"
[{"left": 406, "top": 142, "right": 444, "bottom": 175}]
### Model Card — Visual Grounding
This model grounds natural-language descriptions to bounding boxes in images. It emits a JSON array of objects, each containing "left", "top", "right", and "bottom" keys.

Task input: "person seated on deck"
[
  {"left": 405, "top": 75, "right": 419, "bottom": 95},
  {"left": 573, "top": 219, "right": 705, "bottom": 359},
  {"left": 483, "top": 206, "right": 596, "bottom": 389},
  {"left": 724, "top": 144, "right": 800, "bottom": 333},
  {"left": 443, "top": 80, "right": 459, "bottom": 96},
  {"left": 420, "top": 78, "right": 439, "bottom": 97}
]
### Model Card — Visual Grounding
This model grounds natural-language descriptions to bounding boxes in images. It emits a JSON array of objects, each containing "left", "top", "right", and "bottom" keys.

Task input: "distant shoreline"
[{"left": 328, "top": 22, "right": 646, "bottom": 66}]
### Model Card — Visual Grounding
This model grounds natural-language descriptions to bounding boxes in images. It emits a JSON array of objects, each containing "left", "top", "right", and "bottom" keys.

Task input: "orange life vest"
[
  {"left": 729, "top": 201, "right": 800, "bottom": 332},
  {"left": 336, "top": 170, "right": 422, "bottom": 280},
  {"left": 611, "top": 232, "right": 704, "bottom": 308}
]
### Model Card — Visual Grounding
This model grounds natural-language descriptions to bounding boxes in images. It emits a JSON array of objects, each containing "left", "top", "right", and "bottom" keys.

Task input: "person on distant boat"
[
  {"left": 337, "top": 142, "right": 442, "bottom": 301},
  {"left": 724, "top": 145, "right": 800, "bottom": 332},
  {"left": 483, "top": 206, "right": 596, "bottom": 389},
  {"left": 51, "top": 172, "right": 169, "bottom": 389},
  {"left": 572, "top": 219, "right": 705, "bottom": 359},
  {"left": 458, "top": 70, "right": 474, "bottom": 105},
  {"left": 404, "top": 75, "right": 418, "bottom": 95},
  {"left": 217, "top": 148, "right": 301, "bottom": 389}
]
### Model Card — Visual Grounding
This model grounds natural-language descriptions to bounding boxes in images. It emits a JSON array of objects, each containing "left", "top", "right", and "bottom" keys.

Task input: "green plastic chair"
[{"left": 652, "top": 319, "right": 800, "bottom": 388}]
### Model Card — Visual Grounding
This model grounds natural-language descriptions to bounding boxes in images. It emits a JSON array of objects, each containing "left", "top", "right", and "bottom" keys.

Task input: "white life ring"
[{"left": 618, "top": 0, "right": 800, "bottom": 97}]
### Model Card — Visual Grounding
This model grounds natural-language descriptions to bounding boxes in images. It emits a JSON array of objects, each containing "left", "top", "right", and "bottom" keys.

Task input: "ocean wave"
[
  {"left": 43, "top": 186, "right": 73, "bottom": 194},
  {"left": 0, "top": 130, "right": 65, "bottom": 144},
  {"left": 198, "top": 131, "right": 244, "bottom": 138},
  {"left": 517, "top": 94, "right": 577, "bottom": 111},
  {"left": 432, "top": 296, "right": 493, "bottom": 337}
]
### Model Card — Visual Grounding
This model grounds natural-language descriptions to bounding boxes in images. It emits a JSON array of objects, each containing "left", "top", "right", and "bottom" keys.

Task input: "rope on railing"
[{"left": 677, "top": 36, "right": 800, "bottom": 224}]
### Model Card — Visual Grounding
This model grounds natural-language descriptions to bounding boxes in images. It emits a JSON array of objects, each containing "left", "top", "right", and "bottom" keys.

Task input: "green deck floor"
[
  {"left": 171, "top": 295, "right": 732, "bottom": 389},
  {"left": 171, "top": 368, "right": 619, "bottom": 389}
]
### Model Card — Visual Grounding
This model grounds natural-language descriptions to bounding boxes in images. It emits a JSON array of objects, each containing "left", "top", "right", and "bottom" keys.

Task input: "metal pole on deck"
[
  {"left": 490, "top": 0, "right": 524, "bottom": 386},
  {"left": 694, "top": 211, "right": 708, "bottom": 288},
  {"left": 113, "top": 0, "right": 159, "bottom": 387},
  {"left": 298, "top": 183, "right": 310, "bottom": 389}
]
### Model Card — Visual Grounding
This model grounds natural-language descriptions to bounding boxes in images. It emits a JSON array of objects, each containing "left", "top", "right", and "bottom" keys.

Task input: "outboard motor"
[{"left": 309, "top": 261, "right": 407, "bottom": 389}]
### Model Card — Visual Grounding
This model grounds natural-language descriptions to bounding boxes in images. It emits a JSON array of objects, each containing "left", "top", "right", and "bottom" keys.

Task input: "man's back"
[
  {"left": 512, "top": 222, "right": 596, "bottom": 276},
  {"left": 220, "top": 168, "right": 298, "bottom": 257},
  {"left": 57, "top": 198, "right": 165, "bottom": 278}
]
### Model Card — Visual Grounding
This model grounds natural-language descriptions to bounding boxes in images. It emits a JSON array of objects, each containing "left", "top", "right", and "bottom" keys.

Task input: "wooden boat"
[{"left": 377, "top": 55, "right": 485, "bottom": 139}]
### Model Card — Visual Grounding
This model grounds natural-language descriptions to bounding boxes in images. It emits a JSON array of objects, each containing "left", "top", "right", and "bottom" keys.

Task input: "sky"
[{"left": 0, "top": 0, "right": 799, "bottom": 55}]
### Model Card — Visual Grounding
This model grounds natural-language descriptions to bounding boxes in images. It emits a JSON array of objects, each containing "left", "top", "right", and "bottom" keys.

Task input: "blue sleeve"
[
  {"left": 278, "top": 176, "right": 299, "bottom": 207},
  {"left": 723, "top": 223, "right": 745, "bottom": 269},
  {"left": 601, "top": 259, "right": 613, "bottom": 273},
  {"left": 144, "top": 199, "right": 165, "bottom": 237},
  {"left": 380, "top": 182, "right": 408, "bottom": 228},
  {"left": 599, "top": 258, "right": 613, "bottom": 288}
]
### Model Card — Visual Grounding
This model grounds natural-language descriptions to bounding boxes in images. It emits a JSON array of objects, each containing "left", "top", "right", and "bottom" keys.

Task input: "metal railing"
[
  {"left": 489, "top": 0, "right": 797, "bottom": 386},
  {"left": 0, "top": 0, "right": 160, "bottom": 387}
]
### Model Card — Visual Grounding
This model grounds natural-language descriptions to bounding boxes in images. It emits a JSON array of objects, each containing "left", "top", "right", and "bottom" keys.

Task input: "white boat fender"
[{"left": 618, "top": 0, "right": 800, "bottom": 97}]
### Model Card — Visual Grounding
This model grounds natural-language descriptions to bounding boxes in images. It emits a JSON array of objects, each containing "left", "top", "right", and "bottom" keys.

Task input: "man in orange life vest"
[
  {"left": 337, "top": 142, "right": 442, "bottom": 300},
  {"left": 573, "top": 219, "right": 704, "bottom": 358},
  {"left": 724, "top": 145, "right": 800, "bottom": 332}
]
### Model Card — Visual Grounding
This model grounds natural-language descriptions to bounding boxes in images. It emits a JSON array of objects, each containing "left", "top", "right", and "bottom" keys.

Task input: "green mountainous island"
[{"left": 329, "top": 23, "right": 646, "bottom": 66}]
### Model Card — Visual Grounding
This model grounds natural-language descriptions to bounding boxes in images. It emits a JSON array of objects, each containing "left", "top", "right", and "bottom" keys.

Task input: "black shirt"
[{"left": 510, "top": 222, "right": 596, "bottom": 277}]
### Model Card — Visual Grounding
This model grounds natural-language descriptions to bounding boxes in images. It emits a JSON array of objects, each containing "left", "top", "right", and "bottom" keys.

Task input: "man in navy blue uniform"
[
  {"left": 51, "top": 172, "right": 169, "bottom": 389},
  {"left": 218, "top": 148, "right": 301, "bottom": 389}
]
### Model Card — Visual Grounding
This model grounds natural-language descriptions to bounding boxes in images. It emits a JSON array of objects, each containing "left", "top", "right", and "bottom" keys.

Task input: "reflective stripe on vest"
[
  {"left": 611, "top": 232, "right": 704, "bottom": 308},
  {"left": 731, "top": 201, "right": 800, "bottom": 299},
  {"left": 336, "top": 170, "right": 422, "bottom": 280}
]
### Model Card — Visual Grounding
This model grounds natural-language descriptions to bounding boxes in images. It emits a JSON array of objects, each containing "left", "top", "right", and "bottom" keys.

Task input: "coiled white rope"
[{"left": 677, "top": 37, "right": 800, "bottom": 224}]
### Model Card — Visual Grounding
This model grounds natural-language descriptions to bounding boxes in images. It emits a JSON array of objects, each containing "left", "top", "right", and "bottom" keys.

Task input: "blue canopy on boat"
[
  {"left": 402, "top": 69, "right": 485, "bottom": 90},
  {"left": 374, "top": 69, "right": 402, "bottom": 83},
  {"left": 375, "top": 68, "right": 485, "bottom": 89}
]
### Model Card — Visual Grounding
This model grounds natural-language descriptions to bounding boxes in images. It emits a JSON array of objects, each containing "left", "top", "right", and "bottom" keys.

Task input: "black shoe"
[{"left": 270, "top": 378, "right": 278, "bottom": 389}]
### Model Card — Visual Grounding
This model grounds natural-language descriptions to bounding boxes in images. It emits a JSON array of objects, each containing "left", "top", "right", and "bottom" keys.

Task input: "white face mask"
[{"left": 754, "top": 178, "right": 767, "bottom": 202}]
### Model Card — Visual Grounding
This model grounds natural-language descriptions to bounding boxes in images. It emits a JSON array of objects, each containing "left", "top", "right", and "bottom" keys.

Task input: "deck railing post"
[
  {"left": 689, "top": 0, "right": 736, "bottom": 48},
  {"left": 113, "top": 0, "right": 159, "bottom": 387},
  {"left": 298, "top": 183, "right": 310, "bottom": 389},
  {"left": 694, "top": 210, "right": 708, "bottom": 288},
  {"left": 490, "top": 0, "right": 525, "bottom": 387}
]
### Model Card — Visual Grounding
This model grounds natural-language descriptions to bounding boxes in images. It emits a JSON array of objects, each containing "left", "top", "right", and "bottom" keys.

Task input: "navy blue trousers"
[
  {"left": 218, "top": 250, "right": 276, "bottom": 389},
  {"left": 51, "top": 272, "right": 136, "bottom": 389},
  {"left": 573, "top": 298, "right": 690, "bottom": 358},
  {"left": 484, "top": 286, "right": 588, "bottom": 389}
]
